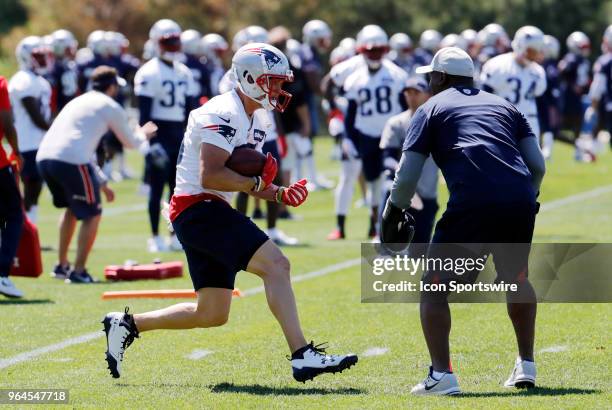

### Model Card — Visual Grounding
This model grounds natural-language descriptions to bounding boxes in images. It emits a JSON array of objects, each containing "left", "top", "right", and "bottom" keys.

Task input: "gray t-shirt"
[
  {"left": 37, "top": 91, "right": 143, "bottom": 164},
  {"left": 381, "top": 110, "right": 439, "bottom": 200}
]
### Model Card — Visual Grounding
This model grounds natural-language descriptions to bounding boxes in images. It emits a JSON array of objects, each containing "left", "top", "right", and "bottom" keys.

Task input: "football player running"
[
  {"left": 332, "top": 25, "right": 408, "bottom": 239},
  {"left": 8, "top": 36, "right": 53, "bottom": 224},
  {"left": 481, "top": 26, "right": 547, "bottom": 137},
  {"left": 102, "top": 43, "right": 358, "bottom": 382},
  {"left": 135, "top": 19, "right": 199, "bottom": 252}
]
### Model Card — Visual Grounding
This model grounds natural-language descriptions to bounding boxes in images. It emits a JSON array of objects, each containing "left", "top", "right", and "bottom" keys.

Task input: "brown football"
[{"left": 225, "top": 146, "right": 266, "bottom": 177}]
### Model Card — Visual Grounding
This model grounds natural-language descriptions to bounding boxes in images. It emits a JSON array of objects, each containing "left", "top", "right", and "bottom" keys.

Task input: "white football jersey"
[
  {"left": 134, "top": 57, "right": 197, "bottom": 122},
  {"left": 330, "top": 54, "right": 366, "bottom": 88},
  {"left": 174, "top": 89, "right": 272, "bottom": 204},
  {"left": 8, "top": 70, "right": 51, "bottom": 152},
  {"left": 344, "top": 59, "right": 409, "bottom": 137},
  {"left": 481, "top": 52, "right": 546, "bottom": 134}
]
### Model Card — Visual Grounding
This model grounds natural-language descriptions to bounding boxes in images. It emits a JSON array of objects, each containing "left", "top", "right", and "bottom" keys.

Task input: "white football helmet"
[
  {"left": 181, "top": 29, "right": 202, "bottom": 56},
  {"left": 512, "top": 26, "right": 545, "bottom": 59},
  {"left": 419, "top": 29, "right": 442, "bottom": 51},
  {"left": 16, "top": 36, "right": 51, "bottom": 74},
  {"left": 149, "top": 19, "right": 182, "bottom": 60},
  {"left": 232, "top": 29, "right": 249, "bottom": 52},
  {"left": 440, "top": 33, "right": 467, "bottom": 51},
  {"left": 329, "top": 46, "right": 353, "bottom": 66},
  {"left": 87, "top": 30, "right": 109, "bottom": 56},
  {"left": 232, "top": 43, "right": 294, "bottom": 112},
  {"left": 105, "top": 32, "right": 128, "bottom": 57},
  {"left": 338, "top": 37, "right": 356, "bottom": 53},
  {"left": 461, "top": 29, "right": 478, "bottom": 46},
  {"left": 142, "top": 39, "right": 157, "bottom": 61},
  {"left": 477, "top": 23, "right": 509, "bottom": 50},
  {"left": 543, "top": 35, "right": 560, "bottom": 60},
  {"left": 201, "top": 33, "right": 228, "bottom": 61},
  {"left": 75, "top": 47, "right": 94, "bottom": 65},
  {"left": 566, "top": 31, "right": 590, "bottom": 56},
  {"left": 244, "top": 25, "right": 269, "bottom": 44},
  {"left": 390, "top": 33, "right": 413, "bottom": 54},
  {"left": 356, "top": 25, "right": 389, "bottom": 69},
  {"left": 302, "top": 19, "right": 332, "bottom": 52},
  {"left": 51, "top": 29, "right": 77, "bottom": 59}
]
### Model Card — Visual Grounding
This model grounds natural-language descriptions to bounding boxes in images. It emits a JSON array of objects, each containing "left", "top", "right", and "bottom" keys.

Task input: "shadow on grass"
[
  {"left": 210, "top": 382, "right": 365, "bottom": 396},
  {"left": 458, "top": 386, "right": 601, "bottom": 398},
  {"left": 0, "top": 298, "right": 54, "bottom": 305}
]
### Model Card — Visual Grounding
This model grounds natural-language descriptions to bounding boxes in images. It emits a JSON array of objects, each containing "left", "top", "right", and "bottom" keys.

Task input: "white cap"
[{"left": 415, "top": 46, "right": 474, "bottom": 77}]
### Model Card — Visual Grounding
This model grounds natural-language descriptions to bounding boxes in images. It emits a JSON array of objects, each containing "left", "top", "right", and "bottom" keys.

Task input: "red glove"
[
  {"left": 276, "top": 178, "right": 308, "bottom": 207},
  {"left": 252, "top": 153, "right": 278, "bottom": 192}
]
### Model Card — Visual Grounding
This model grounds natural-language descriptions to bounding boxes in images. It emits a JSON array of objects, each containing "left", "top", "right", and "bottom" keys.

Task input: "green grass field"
[{"left": 1, "top": 139, "right": 611, "bottom": 409}]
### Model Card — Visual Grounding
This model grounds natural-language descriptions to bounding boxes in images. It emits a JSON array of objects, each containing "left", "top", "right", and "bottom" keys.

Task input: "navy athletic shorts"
[
  {"left": 38, "top": 159, "right": 102, "bottom": 220},
  {"left": 356, "top": 131, "right": 383, "bottom": 181},
  {"left": 422, "top": 202, "right": 537, "bottom": 289},
  {"left": 20, "top": 150, "right": 41, "bottom": 182},
  {"left": 172, "top": 199, "right": 269, "bottom": 290}
]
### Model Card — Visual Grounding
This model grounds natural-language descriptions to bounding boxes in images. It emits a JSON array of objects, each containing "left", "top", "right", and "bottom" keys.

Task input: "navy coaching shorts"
[
  {"left": 172, "top": 199, "right": 269, "bottom": 290},
  {"left": 422, "top": 202, "right": 537, "bottom": 292},
  {"left": 38, "top": 159, "right": 102, "bottom": 220}
]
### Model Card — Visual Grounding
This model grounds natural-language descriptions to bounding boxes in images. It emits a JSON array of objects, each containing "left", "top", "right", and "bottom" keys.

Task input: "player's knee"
[
  {"left": 269, "top": 254, "right": 291, "bottom": 281},
  {"left": 196, "top": 312, "right": 229, "bottom": 328}
]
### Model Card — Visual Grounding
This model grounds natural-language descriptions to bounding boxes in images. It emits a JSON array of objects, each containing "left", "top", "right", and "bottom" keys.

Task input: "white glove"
[{"left": 341, "top": 138, "right": 359, "bottom": 159}]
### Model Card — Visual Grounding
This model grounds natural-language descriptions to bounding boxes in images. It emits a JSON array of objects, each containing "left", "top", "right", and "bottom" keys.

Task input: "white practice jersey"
[
  {"left": 481, "top": 52, "right": 546, "bottom": 134},
  {"left": 134, "top": 57, "right": 197, "bottom": 122},
  {"left": 8, "top": 70, "right": 51, "bottom": 152},
  {"left": 330, "top": 54, "right": 366, "bottom": 88},
  {"left": 174, "top": 89, "right": 272, "bottom": 204},
  {"left": 37, "top": 91, "right": 144, "bottom": 165},
  {"left": 344, "top": 59, "right": 409, "bottom": 137}
]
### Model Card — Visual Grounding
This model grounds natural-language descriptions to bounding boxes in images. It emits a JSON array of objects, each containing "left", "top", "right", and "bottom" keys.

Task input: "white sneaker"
[
  {"left": 147, "top": 236, "right": 168, "bottom": 253},
  {"left": 504, "top": 357, "right": 536, "bottom": 388},
  {"left": 268, "top": 228, "right": 299, "bottom": 246},
  {"left": 168, "top": 234, "right": 183, "bottom": 251},
  {"left": 411, "top": 367, "right": 461, "bottom": 396},
  {"left": 102, "top": 308, "right": 139, "bottom": 378},
  {"left": 291, "top": 342, "right": 358, "bottom": 382},
  {"left": 0, "top": 277, "right": 24, "bottom": 298}
]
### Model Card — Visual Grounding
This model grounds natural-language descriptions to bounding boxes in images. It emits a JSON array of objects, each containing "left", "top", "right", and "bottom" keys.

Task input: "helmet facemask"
[
  {"left": 158, "top": 34, "right": 182, "bottom": 61},
  {"left": 256, "top": 73, "right": 293, "bottom": 112}
]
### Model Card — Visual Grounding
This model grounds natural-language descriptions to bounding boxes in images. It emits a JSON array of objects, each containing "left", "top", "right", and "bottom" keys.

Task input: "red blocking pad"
[{"left": 104, "top": 261, "right": 183, "bottom": 281}]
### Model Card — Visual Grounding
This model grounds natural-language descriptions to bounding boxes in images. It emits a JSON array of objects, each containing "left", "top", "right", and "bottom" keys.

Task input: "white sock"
[
  {"left": 366, "top": 177, "right": 382, "bottom": 209},
  {"left": 335, "top": 160, "right": 361, "bottom": 215},
  {"left": 432, "top": 369, "right": 447, "bottom": 380}
]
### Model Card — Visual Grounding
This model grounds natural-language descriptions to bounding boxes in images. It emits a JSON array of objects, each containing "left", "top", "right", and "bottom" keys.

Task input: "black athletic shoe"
[
  {"left": 102, "top": 307, "right": 140, "bottom": 378},
  {"left": 252, "top": 208, "right": 265, "bottom": 219},
  {"left": 65, "top": 269, "right": 97, "bottom": 284},
  {"left": 290, "top": 342, "right": 358, "bottom": 383}
]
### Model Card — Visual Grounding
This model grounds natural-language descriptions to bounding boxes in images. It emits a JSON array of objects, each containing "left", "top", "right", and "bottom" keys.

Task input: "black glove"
[{"left": 381, "top": 199, "right": 415, "bottom": 253}]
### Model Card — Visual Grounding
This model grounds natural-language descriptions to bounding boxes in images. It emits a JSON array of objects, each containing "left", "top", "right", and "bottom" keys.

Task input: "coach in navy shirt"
[{"left": 382, "top": 47, "right": 546, "bottom": 395}]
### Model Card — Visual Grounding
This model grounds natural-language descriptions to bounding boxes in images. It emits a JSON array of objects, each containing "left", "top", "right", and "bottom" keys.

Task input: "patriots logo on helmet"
[
  {"left": 204, "top": 123, "right": 237, "bottom": 144},
  {"left": 246, "top": 47, "right": 281, "bottom": 69}
]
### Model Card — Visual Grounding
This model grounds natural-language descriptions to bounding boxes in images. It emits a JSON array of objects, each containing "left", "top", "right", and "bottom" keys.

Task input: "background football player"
[
  {"left": 333, "top": 25, "right": 408, "bottom": 240},
  {"left": 481, "top": 26, "right": 547, "bottom": 138},
  {"left": 8, "top": 36, "right": 53, "bottom": 224},
  {"left": 134, "top": 19, "right": 198, "bottom": 252}
]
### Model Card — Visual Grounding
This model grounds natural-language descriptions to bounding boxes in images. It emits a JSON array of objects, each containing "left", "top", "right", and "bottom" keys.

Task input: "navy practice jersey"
[
  {"left": 403, "top": 86, "right": 536, "bottom": 210},
  {"left": 558, "top": 52, "right": 590, "bottom": 115}
]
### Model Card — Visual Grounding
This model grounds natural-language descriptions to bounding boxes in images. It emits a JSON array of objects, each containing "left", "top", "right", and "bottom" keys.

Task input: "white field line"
[
  {"left": 539, "top": 184, "right": 612, "bottom": 212},
  {"left": 362, "top": 347, "right": 389, "bottom": 357},
  {"left": 538, "top": 345, "right": 569, "bottom": 354},
  {"left": 186, "top": 349, "right": 214, "bottom": 360},
  {"left": 0, "top": 258, "right": 361, "bottom": 370}
]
